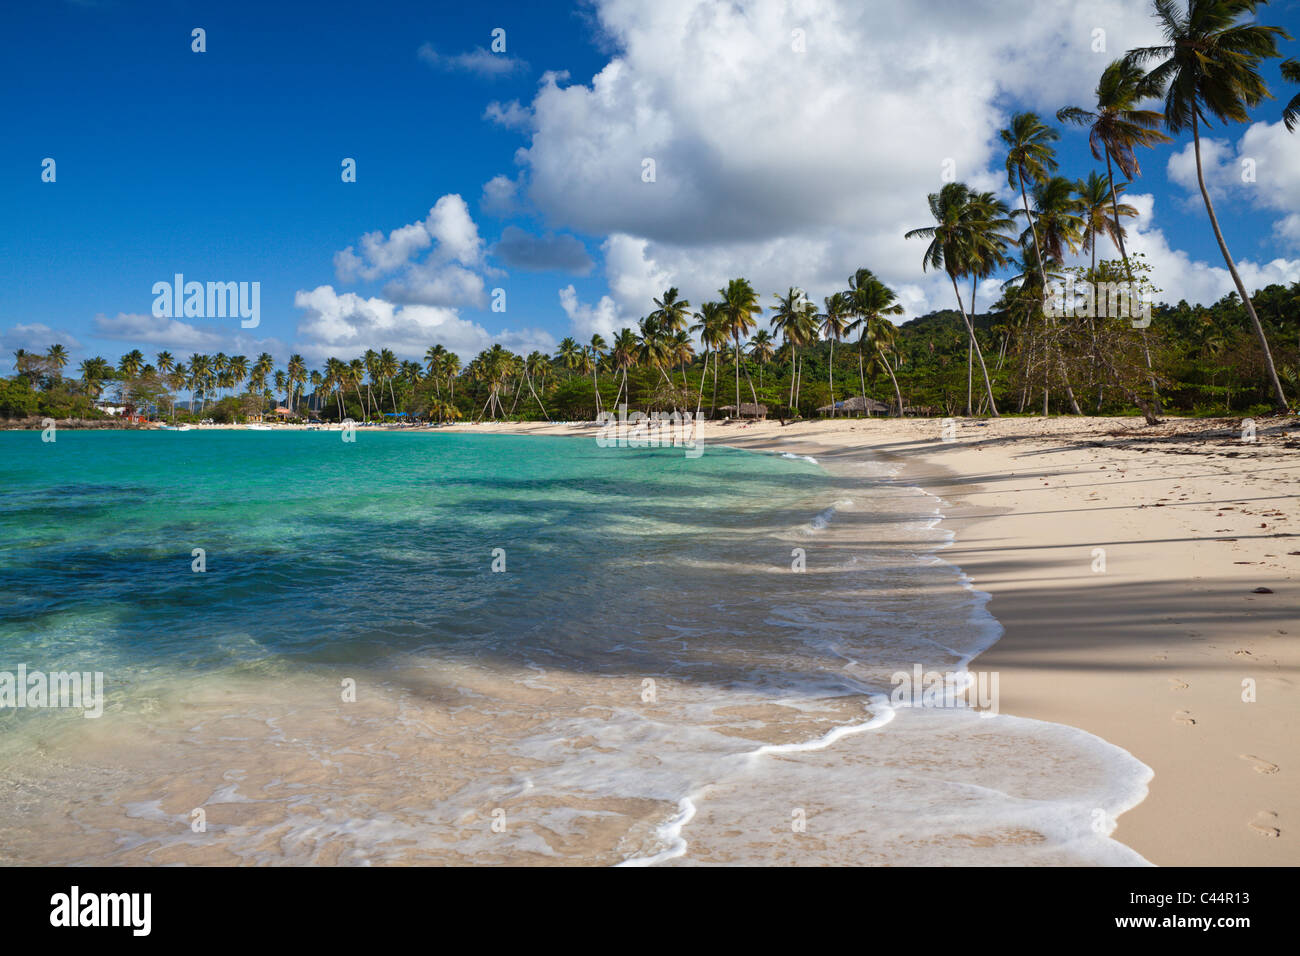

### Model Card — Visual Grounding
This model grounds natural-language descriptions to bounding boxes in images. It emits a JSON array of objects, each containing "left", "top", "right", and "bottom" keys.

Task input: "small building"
[
  {"left": 719, "top": 403, "right": 768, "bottom": 420},
  {"left": 818, "top": 395, "right": 889, "bottom": 416},
  {"left": 273, "top": 406, "right": 292, "bottom": 419}
]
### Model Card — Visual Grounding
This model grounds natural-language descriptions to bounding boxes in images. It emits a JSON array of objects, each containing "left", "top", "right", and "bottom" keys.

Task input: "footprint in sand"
[
  {"left": 1169, "top": 677, "right": 1189, "bottom": 691},
  {"left": 1241, "top": 754, "right": 1280, "bottom": 775},
  {"left": 1248, "top": 811, "right": 1280, "bottom": 838},
  {"left": 1173, "top": 710, "right": 1197, "bottom": 726},
  {"left": 1152, "top": 653, "right": 1168, "bottom": 662}
]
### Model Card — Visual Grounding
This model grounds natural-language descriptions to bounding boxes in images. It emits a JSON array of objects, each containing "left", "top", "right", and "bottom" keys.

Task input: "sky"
[{"left": 2, "top": 0, "right": 1299, "bottom": 375}]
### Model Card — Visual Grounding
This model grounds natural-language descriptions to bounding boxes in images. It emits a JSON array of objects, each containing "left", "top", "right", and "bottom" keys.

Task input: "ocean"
[{"left": 0, "top": 429, "right": 1151, "bottom": 865}]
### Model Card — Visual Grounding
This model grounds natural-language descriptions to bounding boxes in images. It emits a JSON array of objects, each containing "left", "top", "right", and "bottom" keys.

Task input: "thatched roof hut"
[
  {"left": 719, "top": 402, "right": 768, "bottom": 420},
  {"left": 818, "top": 395, "right": 889, "bottom": 415}
]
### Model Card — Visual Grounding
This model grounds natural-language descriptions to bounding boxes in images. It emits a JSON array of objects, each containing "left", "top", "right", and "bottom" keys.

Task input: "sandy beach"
[{"left": 440, "top": 415, "right": 1299, "bottom": 866}]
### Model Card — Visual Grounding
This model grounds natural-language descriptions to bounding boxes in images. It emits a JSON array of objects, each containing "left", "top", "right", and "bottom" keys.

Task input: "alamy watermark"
[
  {"left": 1045, "top": 277, "right": 1151, "bottom": 329},
  {"left": 890, "top": 664, "right": 999, "bottom": 715},
  {"left": 152, "top": 273, "right": 260, "bottom": 328},
  {"left": 596, "top": 405, "right": 704, "bottom": 458},
  {"left": 0, "top": 664, "right": 104, "bottom": 718}
]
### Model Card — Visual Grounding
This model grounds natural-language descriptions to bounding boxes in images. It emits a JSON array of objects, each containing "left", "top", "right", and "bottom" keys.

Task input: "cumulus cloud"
[
  {"left": 92, "top": 313, "right": 225, "bottom": 349},
  {"left": 417, "top": 43, "right": 527, "bottom": 78},
  {"left": 1167, "top": 122, "right": 1300, "bottom": 251},
  {"left": 494, "top": 227, "right": 594, "bottom": 274},
  {"left": 481, "top": 174, "right": 521, "bottom": 216},
  {"left": 1090, "top": 193, "right": 1300, "bottom": 306},
  {"left": 2, "top": 322, "right": 81, "bottom": 354},
  {"left": 498, "top": 0, "right": 1178, "bottom": 317},
  {"left": 559, "top": 285, "right": 622, "bottom": 340},
  {"left": 293, "top": 285, "right": 553, "bottom": 362},
  {"left": 484, "top": 100, "right": 532, "bottom": 130}
]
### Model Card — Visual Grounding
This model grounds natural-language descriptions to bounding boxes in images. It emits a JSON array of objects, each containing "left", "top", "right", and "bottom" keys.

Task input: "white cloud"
[
  {"left": 1094, "top": 193, "right": 1300, "bottom": 306},
  {"left": 484, "top": 100, "right": 532, "bottom": 130},
  {"left": 502, "top": 0, "right": 1173, "bottom": 318},
  {"left": 1167, "top": 122, "right": 1300, "bottom": 251},
  {"left": 559, "top": 285, "right": 622, "bottom": 340},
  {"left": 293, "top": 285, "right": 552, "bottom": 362},
  {"left": 480, "top": 174, "right": 521, "bottom": 216},
  {"left": 335, "top": 222, "right": 432, "bottom": 282},
  {"left": 92, "top": 313, "right": 225, "bottom": 350},
  {"left": 417, "top": 43, "right": 528, "bottom": 78}
]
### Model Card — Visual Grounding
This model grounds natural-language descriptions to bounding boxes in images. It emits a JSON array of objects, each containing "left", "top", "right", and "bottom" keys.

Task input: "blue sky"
[{"left": 3, "top": 0, "right": 1298, "bottom": 374}]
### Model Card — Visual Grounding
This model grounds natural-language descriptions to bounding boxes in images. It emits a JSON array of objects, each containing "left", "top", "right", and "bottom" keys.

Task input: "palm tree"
[
  {"left": 1125, "top": 0, "right": 1291, "bottom": 411},
  {"left": 1077, "top": 172, "right": 1138, "bottom": 277},
  {"left": 1283, "top": 59, "right": 1300, "bottom": 131},
  {"left": 524, "top": 351, "right": 551, "bottom": 419},
  {"left": 747, "top": 329, "right": 776, "bottom": 390},
  {"left": 46, "top": 344, "right": 69, "bottom": 378},
  {"left": 347, "top": 359, "right": 366, "bottom": 417},
  {"left": 609, "top": 328, "right": 638, "bottom": 409},
  {"left": 378, "top": 348, "right": 399, "bottom": 414},
  {"left": 425, "top": 344, "right": 447, "bottom": 398},
  {"left": 770, "top": 287, "right": 812, "bottom": 412},
  {"left": 556, "top": 337, "right": 582, "bottom": 373},
  {"left": 719, "top": 278, "right": 762, "bottom": 410},
  {"left": 845, "top": 269, "right": 907, "bottom": 416},
  {"left": 1057, "top": 58, "right": 1172, "bottom": 279},
  {"left": 905, "top": 184, "right": 1003, "bottom": 416},
  {"left": 588, "top": 334, "right": 607, "bottom": 414},
  {"left": 649, "top": 287, "right": 691, "bottom": 335},
  {"left": 819, "top": 292, "right": 852, "bottom": 415},
  {"left": 1001, "top": 112, "right": 1060, "bottom": 302},
  {"left": 690, "top": 302, "right": 728, "bottom": 418}
]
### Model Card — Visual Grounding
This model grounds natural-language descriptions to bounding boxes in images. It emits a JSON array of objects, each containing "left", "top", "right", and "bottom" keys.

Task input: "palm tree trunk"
[
  {"left": 733, "top": 335, "right": 741, "bottom": 412},
  {"left": 949, "top": 275, "right": 999, "bottom": 416},
  {"left": 858, "top": 350, "right": 868, "bottom": 417},
  {"left": 1105, "top": 149, "right": 1161, "bottom": 412},
  {"left": 526, "top": 373, "right": 549, "bottom": 420},
  {"left": 828, "top": 339, "right": 836, "bottom": 416},
  {"left": 880, "top": 346, "right": 905, "bottom": 417},
  {"left": 1191, "top": 114, "right": 1287, "bottom": 412}
]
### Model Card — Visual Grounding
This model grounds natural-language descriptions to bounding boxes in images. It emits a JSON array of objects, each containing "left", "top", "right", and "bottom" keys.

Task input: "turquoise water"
[{"left": 0, "top": 430, "right": 1151, "bottom": 865}]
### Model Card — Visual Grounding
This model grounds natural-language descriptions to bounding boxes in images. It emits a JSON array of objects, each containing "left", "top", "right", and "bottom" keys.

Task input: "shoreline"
[{"left": 440, "top": 416, "right": 1298, "bottom": 865}]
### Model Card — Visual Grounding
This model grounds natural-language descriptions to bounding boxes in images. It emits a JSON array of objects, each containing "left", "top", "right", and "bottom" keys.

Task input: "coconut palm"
[
  {"left": 719, "top": 278, "right": 763, "bottom": 409},
  {"left": 609, "top": 328, "right": 638, "bottom": 409},
  {"left": 425, "top": 344, "right": 447, "bottom": 398},
  {"left": 524, "top": 351, "right": 551, "bottom": 419},
  {"left": 649, "top": 287, "right": 691, "bottom": 335},
  {"left": 1077, "top": 172, "right": 1138, "bottom": 276},
  {"left": 690, "top": 302, "right": 728, "bottom": 418},
  {"left": 770, "top": 287, "right": 815, "bottom": 412},
  {"left": 556, "top": 337, "right": 582, "bottom": 373},
  {"left": 1001, "top": 112, "right": 1060, "bottom": 301},
  {"left": 905, "top": 184, "right": 1003, "bottom": 416},
  {"left": 819, "top": 292, "right": 852, "bottom": 415},
  {"left": 1125, "top": 0, "right": 1291, "bottom": 411},
  {"left": 588, "top": 334, "right": 607, "bottom": 414},
  {"left": 1057, "top": 58, "right": 1172, "bottom": 278},
  {"left": 747, "top": 329, "right": 776, "bottom": 390},
  {"left": 845, "top": 269, "right": 907, "bottom": 416},
  {"left": 347, "top": 359, "right": 366, "bottom": 418},
  {"left": 1284, "top": 59, "right": 1300, "bottom": 131},
  {"left": 46, "top": 344, "right": 69, "bottom": 378}
]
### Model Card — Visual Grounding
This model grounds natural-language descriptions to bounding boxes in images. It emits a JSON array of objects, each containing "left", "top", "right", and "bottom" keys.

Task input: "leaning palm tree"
[
  {"left": 819, "top": 292, "right": 852, "bottom": 416},
  {"left": 1077, "top": 172, "right": 1138, "bottom": 276},
  {"left": 845, "top": 270, "right": 907, "bottom": 416},
  {"left": 747, "top": 329, "right": 776, "bottom": 390},
  {"left": 770, "top": 287, "right": 811, "bottom": 411},
  {"left": 1125, "top": 0, "right": 1290, "bottom": 411},
  {"left": 690, "top": 302, "right": 728, "bottom": 418},
  {"left": 1001, "top": 112, "right": 1060, "bottom": 303},
  {"left": 1284, "top": 59, "right": 1300, "bottom": 131},
  {"left": 719, "top": 278, "right": 763, "bottom": 410},
  {"left": 905, "top": 184, "right": 1003, "bottom": 416},
  {"left": 609, "top": 328, "right": 638, "bottom": 409},
  {"left": 524, "top": 351, "right": 551, "bottom": 419},
  {"left": 1057, "top": 58, "right": 1171, "bottom": 278},
  {"left": 588, "top": 334, "right": 607, "bottom": 414}
]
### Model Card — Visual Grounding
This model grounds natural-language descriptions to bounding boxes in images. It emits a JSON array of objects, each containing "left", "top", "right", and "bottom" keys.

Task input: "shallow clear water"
[{"left": 0, "top": 430, "right": 1150, "bottom": 865}]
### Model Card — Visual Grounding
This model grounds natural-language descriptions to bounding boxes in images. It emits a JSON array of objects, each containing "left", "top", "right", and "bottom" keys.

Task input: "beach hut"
[
  {"left": 273, "top": 406, "right": 292, "bottom": 420},
  {"left": 817, "top": 395, "right": 889, "bottom": 416},
  {"left": 719, "top": 403, "right": 768, "bottom": 420}
]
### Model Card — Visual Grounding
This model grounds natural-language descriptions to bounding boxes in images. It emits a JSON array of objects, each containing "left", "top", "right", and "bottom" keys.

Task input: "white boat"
[
  {"left": 244, "top": 423, "right": 273, "bottom": 430},
  {"left": 156, "top": 423, "right": 191, "bottom": 431}
]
